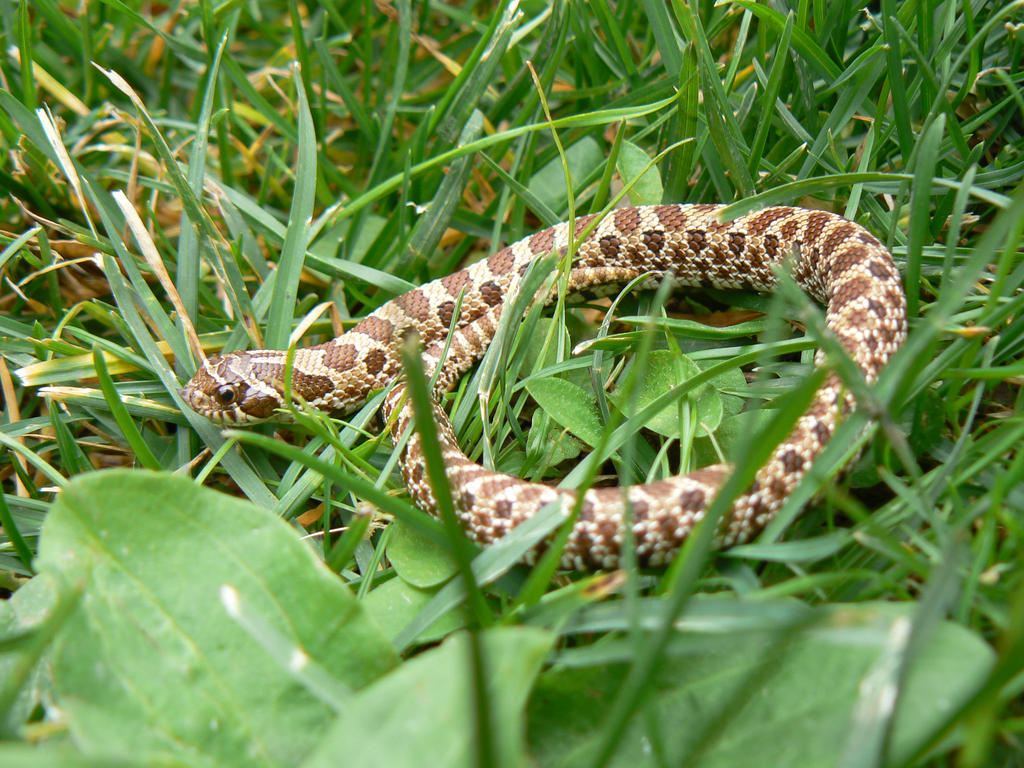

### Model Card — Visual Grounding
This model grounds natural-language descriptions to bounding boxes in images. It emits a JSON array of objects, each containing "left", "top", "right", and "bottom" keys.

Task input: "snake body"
[{"left": 182, "top": 204, "right": 907, "bottom": 569}]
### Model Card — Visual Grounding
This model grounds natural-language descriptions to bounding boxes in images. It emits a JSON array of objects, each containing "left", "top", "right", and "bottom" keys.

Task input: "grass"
[{"left": 1, "top": 1, "right": 1024, "bottom": 766}]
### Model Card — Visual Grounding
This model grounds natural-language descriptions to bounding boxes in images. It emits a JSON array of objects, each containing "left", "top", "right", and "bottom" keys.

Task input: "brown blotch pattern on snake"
[{"left": 181, "top": 204, "right": 907, "bottom": 570}]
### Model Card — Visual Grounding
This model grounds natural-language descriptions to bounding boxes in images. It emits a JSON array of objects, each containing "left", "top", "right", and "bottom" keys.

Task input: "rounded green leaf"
[
  {"left": 305, "top": 628, "right": 555, "bottom": 768},
  {"left": 694, "top": 407, "right": 774, "bottom": 467},
  {"left": 36, "top": 470, "right": 398, "bottom": 768},
  {"left": 528, "top": 602, "right": 993, "bottom": 768},
  {"left": 387, "top": 518, "right": 458, "bottom": 588},
  {"left": 363, "top": 576, "right": 463, "bottom": 644},
  {"left": 530, "top": 424, "right": 584, "bottom": 466},
  {"left": 610, "top": 350, "right": 723, "bottom": 438},
  {"left": 525, "top": 377, "right": 604, "bottom": 447},
  {"left": 615, "top": 140, "right": 664, "bottom": 205},
  {"left": 527, "top": 136, "right": 604, "bottom": 213},
  {"left": 703, "top": 363, "right": 747, "bottom": 417}
]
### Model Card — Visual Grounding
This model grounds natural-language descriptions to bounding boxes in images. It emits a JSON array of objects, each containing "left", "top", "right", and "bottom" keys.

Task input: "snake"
[{"left": 181, "top": 204, "right": 907, "bottom": 570}]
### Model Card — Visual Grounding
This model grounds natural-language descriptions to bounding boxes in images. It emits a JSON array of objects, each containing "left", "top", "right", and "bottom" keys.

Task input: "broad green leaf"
[
  {"left": 528, "top": 602, "right": 992, "bottom": 768},
  {"left": 387, "top": 518, "right": 458, "bottom": 588},
  {"left": 525, "top": 377, "right": 604, "bottom": 448},
  {"left": 702, "top": 362, "right": 747, "bottom": 417},
  {"left": 529, "top": 423, "right": 585, "bottom": 466},
  {"left": 610, "top": 350, "right": 722, "bottom": 438},
  {"left": 527, "top": 136, "right": 604, "bottom": 214},
  {"left": 303, "top": 627, "right": 554, "bottom": 768},
  {"left": 0, "top": 745, "right": 141, "bottom": 768},
  {"left": 363, "top": 576, "right": 464, "bottom": 644},
  {"left": 694, "top": 408, "right": 773, "bottom": 467},
  {"left": 36, "top": 471, "right": 398, "bottom": 768},
  {"left": 615, "top": 140, "right": 664, "bottom": 206},
  {"left": 0, "top": 573, "right": 63, "bottom": 735}
]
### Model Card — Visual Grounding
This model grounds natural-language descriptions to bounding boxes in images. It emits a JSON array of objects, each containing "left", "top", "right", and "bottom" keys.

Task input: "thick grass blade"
[
  {"left": 91, "top": 348, "right": 161, "bottom": 470},
  {"left": 265, "top": 64, "right": 318, "bottom": 351},
  {"left": 906, "top": 114, "right": 946, "bottom": 318}
]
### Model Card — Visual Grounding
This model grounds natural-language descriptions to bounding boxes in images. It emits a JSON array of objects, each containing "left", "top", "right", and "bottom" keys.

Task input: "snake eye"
[{"left": 214, "top": 385, "right": 241, "bottom": 406}]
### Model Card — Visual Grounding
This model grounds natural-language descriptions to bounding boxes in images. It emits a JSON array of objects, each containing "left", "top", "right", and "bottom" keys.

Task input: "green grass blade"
[{"left": 265, "top": 64, "right": 317, "bottom": 351}]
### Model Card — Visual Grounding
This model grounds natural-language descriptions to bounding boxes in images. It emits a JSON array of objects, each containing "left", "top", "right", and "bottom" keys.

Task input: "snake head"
[{"left": 180, "top": 352, "right": 285, "bottom": 424}]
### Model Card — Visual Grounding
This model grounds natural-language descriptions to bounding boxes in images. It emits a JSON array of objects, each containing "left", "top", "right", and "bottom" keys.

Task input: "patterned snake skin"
[{"left": 182, "top": 204, "right": 907, "bottom": 570}]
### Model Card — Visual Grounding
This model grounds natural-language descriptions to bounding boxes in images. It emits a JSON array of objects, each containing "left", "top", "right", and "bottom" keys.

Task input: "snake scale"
[{"left": 182, "top": 204, "right": 907, "bottom": 570}]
